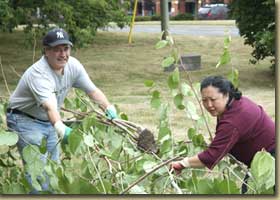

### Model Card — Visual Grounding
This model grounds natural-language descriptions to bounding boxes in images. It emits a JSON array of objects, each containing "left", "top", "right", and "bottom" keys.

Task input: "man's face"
[{"left": 45, "top": 44, "right": 71, "bottom": 71}]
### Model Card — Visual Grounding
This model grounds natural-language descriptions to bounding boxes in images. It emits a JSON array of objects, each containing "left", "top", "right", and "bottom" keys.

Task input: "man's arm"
[
  {"left": 87, "top": 88, "right": 118, "bottom": 119},
  {"left": 42, "top": 98, "right": 72, "bottom": 141},
  {"left": 87, "top": 88, "right": 110, "bottom": 110},
  {"left": 42, "top": 98, "right": 60, "bottom": 125}
]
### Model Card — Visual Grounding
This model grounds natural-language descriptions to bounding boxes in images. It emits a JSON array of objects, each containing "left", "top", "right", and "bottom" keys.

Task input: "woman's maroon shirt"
[{"left": 198, "top": 96, "right": 275, "bottom": 169}]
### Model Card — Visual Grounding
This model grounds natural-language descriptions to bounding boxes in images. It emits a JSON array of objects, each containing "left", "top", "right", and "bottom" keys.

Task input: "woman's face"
[{"left": 201, "top": 85, "right": 229, "bottom": 117}]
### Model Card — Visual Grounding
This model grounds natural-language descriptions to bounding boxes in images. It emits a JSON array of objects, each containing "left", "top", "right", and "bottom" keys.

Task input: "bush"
[
  {"left": 151, "top": 15, "right": 161, "bottom": 21},
  {"left": 171, "top": 13, "right": 194, "bottom": 21},
  {"left": 134, "top": 16, "right": 152, "bottom": 21},
  {"left": 229, "top": 0, "right": 275, "bottom": 70}
]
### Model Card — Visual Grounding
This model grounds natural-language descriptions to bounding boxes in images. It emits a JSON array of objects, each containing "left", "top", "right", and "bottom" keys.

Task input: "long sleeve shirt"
[{"left": 198, "top": 96, "right": 275, "bottom": 169}]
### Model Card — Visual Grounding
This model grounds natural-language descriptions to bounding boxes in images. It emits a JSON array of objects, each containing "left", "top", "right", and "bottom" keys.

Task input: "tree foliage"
[
  {"left": 0, "top": 0, "right": 129, "bottom": 47},
  {"left": 229, "top": 0, "right": 275, "bottom": 69}
]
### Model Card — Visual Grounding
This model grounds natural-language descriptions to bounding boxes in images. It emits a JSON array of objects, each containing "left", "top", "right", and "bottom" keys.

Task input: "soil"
[{"left": 137, "top": 128, "right": 158, "bottom": 154}]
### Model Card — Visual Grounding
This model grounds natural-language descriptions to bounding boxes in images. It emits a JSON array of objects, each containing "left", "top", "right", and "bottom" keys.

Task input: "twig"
[
  {"left": 0, "top": 95, "right": 9, "bottom": 99},
  {"left": 226, "top": 153, "right": 248, "bottom": 173},
  {"left": 179, "top": 56, "right": 213, "bottom": 140},
  {"left": 0, "top": 56, "right": 11, "bottom": 95},
  {"left": 111, "top": 120, "right": 138, "bottom": 141},
  {"left": 121, "top": 156, "right": 181, "bottom": 194},
  {"left": 152, "top": 152, "right": 183, "bottom": 194},
  {"left": 86, "top": 146, "right": 107, "bottom": 194},
  {"left": 9, "top": 64, "right": 22, "bottom": 78},
  {"left": 115, "top": 118, "right": 142, "bottom": 130},
  {"left": 226, "top": 166, "right": 256, "bottom": 193},
  {"left": 32, "top": 31, "right": 36, "bottom": 63}
]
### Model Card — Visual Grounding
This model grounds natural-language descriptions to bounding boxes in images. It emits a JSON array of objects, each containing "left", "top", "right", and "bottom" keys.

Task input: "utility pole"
[{"left": 160, "top": 0, "right": 169, "bottom": 40}]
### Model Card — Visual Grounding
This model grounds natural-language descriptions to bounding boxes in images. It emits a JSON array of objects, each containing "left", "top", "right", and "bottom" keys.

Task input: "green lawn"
[{"left": 0, "top": 30, "right": 275, "bottom": 139}]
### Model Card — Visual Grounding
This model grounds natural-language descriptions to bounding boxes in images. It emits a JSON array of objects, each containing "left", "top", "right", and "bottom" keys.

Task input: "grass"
[{"left": 0, "top": 30, "right": 275, "bottom": 140}]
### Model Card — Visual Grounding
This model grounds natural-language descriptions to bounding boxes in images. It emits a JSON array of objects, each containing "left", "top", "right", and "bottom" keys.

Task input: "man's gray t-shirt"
[{"left": 9, "top": 56, "right": 96, "bottom": 121}]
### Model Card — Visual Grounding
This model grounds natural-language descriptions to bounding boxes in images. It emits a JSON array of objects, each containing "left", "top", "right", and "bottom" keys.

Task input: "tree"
[
  {"left": 0, "top": 0, "right": 129, "bottom": 47},
  {"left": 229, "top": 0, "right": 275, "bottom": 70}
]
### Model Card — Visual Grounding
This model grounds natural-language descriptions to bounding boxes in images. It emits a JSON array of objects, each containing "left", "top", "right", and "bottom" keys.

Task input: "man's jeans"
[{"left": 6, "top": 112, "right": 60, "bottom": 193}]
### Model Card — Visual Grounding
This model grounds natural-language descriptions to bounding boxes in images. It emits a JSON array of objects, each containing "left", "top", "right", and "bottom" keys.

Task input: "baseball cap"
[{"left": 43, "top": 28, "right": 73, "bottom": 47}]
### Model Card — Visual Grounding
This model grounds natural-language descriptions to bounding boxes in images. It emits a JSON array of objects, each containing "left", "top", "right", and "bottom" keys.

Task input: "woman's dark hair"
[{"left": 200, "top": 76, "right": 242, "bottom": 108}]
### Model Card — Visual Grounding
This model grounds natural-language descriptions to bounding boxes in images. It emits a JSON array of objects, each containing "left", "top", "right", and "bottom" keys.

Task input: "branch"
[
  {"left": 0, "top": 56, "right": 11, "bottom": 95},
  {"left": 9, "top": 64, "right": 22, "bottom": 78},
  {"left": 121, "top": 156, "right": 181, "bottom": 194},
  {"left": 179, "top": 56, "right": 213, "bottom": 140}
]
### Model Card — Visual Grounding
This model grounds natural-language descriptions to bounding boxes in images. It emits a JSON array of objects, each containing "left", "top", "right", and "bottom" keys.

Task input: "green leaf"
[
  {"left": 160, "top": 139, "right": 172, "bottom": 154},
  {"left": 96, "top": 179, "right": 112, "bottom": 194},
  {"left": 144, "top": 80, "right": 155, "bottom": 87},
  {"left": 173, "top": 93, "right": 185, "bottom": 110},
  {"left": 181, "top": 82, "right": 194, "bottom": 96},
  {"left": 110, "top": 133, "right": 123, "bottom": 150},
  {"left": 99, "top": 149, "right": 112, "bottom": 158},
  {"left": 152, "top": 90, "right": 160, "bottom": 98},
  {"left": 213, "top": 178, "right": 239, "bottom": 194},
  {"left": 129, "top": 185, "right": 146, "bottom": 194},
  {"left": 84, "top": 134, "right": 94, "bottom": 147},
  {"left": 187, "top": 128, "right": 196, "bottom": 140},
  {"left": 0, "top": 145, "right": 9, "bottom": 154},
  {"left": 158, "top": 126, "right": 171, "bottom": 141},
  {"left": 151, "top": 90, "right": 161, "bottom": 109},
  {"left": 227, "top": 69, "right": 239, "bottom": 88},
  {"left": 82, "top": 116, "right": 96, "bottom": 131},
  {"left": 80, "top": 179, "right": 99, "bottom": 194},
  {"left": 39, "top": 137, "right": 47, "bottom": 154},
  {"left": 2, "top": 182, "right": 26, "bottom": 194},
  {"left": 161, "top": 56, "right": 175, "bottom": 68},
  {"left": 250, "top": 151, "right": 275, "bottom": 190},
  {"left": 119, "top": 112, "right": 128, "bottom": 120},
  {"left": 224, "top": 34, "right": 231, "bottom": 48},
  {"left": 143, "top": 161, "right": 157, "bottom": 173},
  {"left": 0, "top": 131, "right": 18, "bottom": 146},
  {"left": 192, "top": 134, "right": 206, "bottom": 147},
  {"left": 22, "top": 145, "right": 45, "bottom": 191},
  {"left": 69, "top": 132, "right": 83, "bottom": 155},
  {"left": 155, "top": 40, "right": 168, "bottom": 49},
  {"left": 216, "top": 50, "right": 231, "bottom": 68},
  {"left": 197, "top": 178, "right": 214, "bottom": 194},
  {"left": 186, "top": 101, "right": 200, "bottom": 120},
  {"left": 172, "top": 67, "right": 180, "bottom": 83}
]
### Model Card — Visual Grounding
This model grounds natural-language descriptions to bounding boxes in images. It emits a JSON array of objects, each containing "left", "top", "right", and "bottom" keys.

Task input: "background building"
[{"left": 129, "top": 0, "right": 232, "bottom": 17}]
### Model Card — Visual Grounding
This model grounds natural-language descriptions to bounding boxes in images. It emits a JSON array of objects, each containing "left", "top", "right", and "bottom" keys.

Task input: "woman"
[{"left": 171, "top": 75, "right": 275, "bottom": 193}]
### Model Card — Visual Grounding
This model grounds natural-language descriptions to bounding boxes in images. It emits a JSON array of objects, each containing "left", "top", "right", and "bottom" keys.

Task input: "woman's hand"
[{"left": 170, "top": 161, "right": 185, "bottom": 175}]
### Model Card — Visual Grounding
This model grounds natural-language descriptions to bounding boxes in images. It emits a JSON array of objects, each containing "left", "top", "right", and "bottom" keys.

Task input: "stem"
[
  {"left": 152, "top": 152, "right": 183, "bottom": 194},
  {"left": 0, "top": 56, "right": 11, "bottom": 95},
  {"left": 226, "top": 166, "right": 256, "bottom": 193},
  {"left": 179, "top": 56, "right": 213, "bottom": 140},
  {"left": 86, "top": 146, "right": 106, "bottom": 194},
  {"left": 121, "top": 156, "right": 181, "bottom": 194},
  {"left": 32, "top": 31, "right": 36, "bottom": 63},
  {"left": 9, "top": 64, "right": 22, "bottom": 78}
]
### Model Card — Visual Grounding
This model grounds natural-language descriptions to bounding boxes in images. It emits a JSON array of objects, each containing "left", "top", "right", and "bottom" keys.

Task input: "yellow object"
[{"left": 128, "top": 0, "right": 138, "bottom": 44}]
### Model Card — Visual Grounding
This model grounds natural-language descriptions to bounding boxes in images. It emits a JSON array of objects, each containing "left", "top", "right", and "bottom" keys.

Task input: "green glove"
[
  {"left": 54, "top": 121, "right": 73, "bottom": 144},
  {"left": 105, "top": 105, "right": 118, "bottom": 120},
  {"left": 63, "top": 126, "right": 73, "bottom": 143}
]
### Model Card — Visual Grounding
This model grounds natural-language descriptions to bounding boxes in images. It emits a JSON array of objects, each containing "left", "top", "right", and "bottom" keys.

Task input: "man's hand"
[
  {"left": 54, "top": 121, "right": 73, "bottom": 143},
  {"left": 105, "top": 105, "right": 118, "bottom": 120}
]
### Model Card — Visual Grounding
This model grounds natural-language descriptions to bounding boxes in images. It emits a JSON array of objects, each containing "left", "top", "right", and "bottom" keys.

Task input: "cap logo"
[{"left": 56, "top": 31, "right": 64, "bottom": 39}]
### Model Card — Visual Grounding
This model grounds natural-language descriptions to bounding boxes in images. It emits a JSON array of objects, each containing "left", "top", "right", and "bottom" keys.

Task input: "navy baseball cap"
[{"left": 43, "top": 28, "right": 73, "bottom": 47}]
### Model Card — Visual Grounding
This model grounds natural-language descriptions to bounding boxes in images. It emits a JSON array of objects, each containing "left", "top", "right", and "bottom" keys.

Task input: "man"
[{"left": 6, "top": 27, "right": 117, "bottom": 193}]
